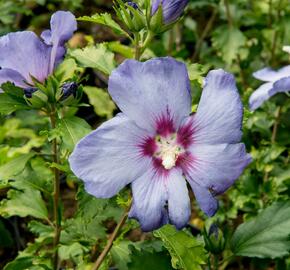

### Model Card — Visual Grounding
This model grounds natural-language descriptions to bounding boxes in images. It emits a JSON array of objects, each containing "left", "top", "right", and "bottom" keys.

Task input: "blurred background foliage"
[{"left": 0, "top": 0, "right": 289, "bottom": 269}]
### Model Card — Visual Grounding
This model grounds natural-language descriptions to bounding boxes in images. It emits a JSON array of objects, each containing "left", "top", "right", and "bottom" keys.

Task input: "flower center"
[{"left": 154, "top": 134, "right": 183, "bottom": 170}]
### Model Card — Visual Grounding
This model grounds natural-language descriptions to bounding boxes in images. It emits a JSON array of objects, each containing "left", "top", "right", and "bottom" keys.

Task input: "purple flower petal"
[
  {"left": 0, "top": 31, "right": 50, "bottom": 84},
  {"left": 108, "top": 57, "right": 191, "bottom": 133},
  {"left": 69, "top": 113, "right": 151, "bottom": 198},
  {"left": 253, "top": 66, "right": 290, "bottom": 82},
  {"left": 41, "top": 11, "right": 77, "bottom": 73},
  {"left": 249, "top": 82, "right": 273, "bottom": 111},
  {"left": 151, "top": 0, "right": 161, "bottom": 15},
  {"left": 191, "top": 69, "right": 243, "bottom": 144},
  {"left": 129, "top": 168, "right": 168, "bottom": 232},
  {"left": 187, "top": 143, "right": 252, "bottom": 195},
  {"left": 0, "top": 68, "right": 27, "bottom": 89},
  {"left": 129, "top": 168, "right": 190, "bottom": 231},
  {"left": 271, "top": 76, "right": 290, "bottom": 95},
  {"left": 151, "top": 0, "right": 189, "bottom": 24},
  {"left": 190, "top": 183, "right": 218, "bottom": 217},
  {"left": 166, "top": 169, "right": 191, "bottom": 229}
]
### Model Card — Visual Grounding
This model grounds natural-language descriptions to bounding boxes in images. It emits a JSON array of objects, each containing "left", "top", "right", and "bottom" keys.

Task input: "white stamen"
[
  {"left": 155, "top": 133, "right": 183, "bottom": 170},
  {"left": 162, "top": 152, "right": 177, "bottom": 169}
]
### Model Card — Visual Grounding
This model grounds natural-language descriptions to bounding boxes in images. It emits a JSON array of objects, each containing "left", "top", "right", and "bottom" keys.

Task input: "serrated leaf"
[
  {"left": 212, "top": 25, "right": 246, "bottom": 64},
  {"left": 0, "top": 181, "right": 48, "bottom": 219},
  {"left": 231, "top": 201, "right": 290, "bottom": 258},
  {"left": 78, "top": 13, "right": 128, "bottom": 36},
  {"left": 4, "top": 256, "right": 51, "bottom": 270},
  {"left": 154, "top": 225, "right": 207, "bottom": 270},
  {"left": 70, "top": 44, "right": 115, "bottom": 75},
  {"left": 0, "top": 153, "right": 35, "bottom": 180},
  {"left": 55, "top": 58, "right": 79, "bottom": 82},
  {"left": 61, "top": 186, "right": 122, "bottom": 245},
  {"left": 186, "top": 63, "right": 207, "bottom": 84},
  {"left": 0, "top": 93, "right": 29, "bottom": 115},
  {"left": 111, "top": 241, "right": 132, "bottom": 270},
  {"left": 28, "top": 221, "right": 54, "bottom": 238},
  {"left": 58, "top": 116, "right": 91, "bottom": 151},
  {"left": 58, "top": 242, "right": 87, "bottom": 264},
  {"left": 83, "top": 86, "right": 116, "bottom": 118}
]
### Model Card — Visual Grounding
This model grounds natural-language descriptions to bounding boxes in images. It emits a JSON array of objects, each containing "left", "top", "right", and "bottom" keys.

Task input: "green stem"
[
  {"left": 139, "top": 31, "right": 154, "bottom": 57},
  {"left": 133, "top": 31, "right": 155, "bottom": 60},
  {"left": 268, "top": 0, "right": 273, "bottom": 26},
  {"left": 271, "top": 106, "right": 282, "bottom": 143},
  {"left": 214, "top": 255, "right": 219, "bottom": 270},
  {"left": 134, "top": 33, "right": 141, "bottom": 60},
  {"left": 207, "top": 256, "right": 212, "bottom": 270},
  {"left": 270, "top": 0, "right": 283, "bottom": 65},
  {"left": 49, "top": 110, "right": 61, "bottom": 270},
  {"left": 224, "top": 0, "right": 233, "bottom": 28},
  {"left": 192, "top": 8, "right": 217, "bottom": 61},
  {"left": 91, "top": 207, "right": 129, "bottom": 270}
]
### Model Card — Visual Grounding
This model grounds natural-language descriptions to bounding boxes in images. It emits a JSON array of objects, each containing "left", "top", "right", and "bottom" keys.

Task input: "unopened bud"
[
  {"left": 61, "top": 82, "right": 78, "bottom": 101},
  {"left": 24, "top": 87, "right": 38, "bottom": 98},
  {"left": 204, "top": 224, "right": 226, "bottom": 255}
]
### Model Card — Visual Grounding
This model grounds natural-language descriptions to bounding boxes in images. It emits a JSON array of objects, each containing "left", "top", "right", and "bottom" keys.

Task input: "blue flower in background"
[
  {"left": 249, "top": 66, "right": 290, "bottom": 110},
  {"left": 0, "top": 11, "right": 77, "bottom": 91},
  {"left": 69, "top": 57, "right": 251, "bottom": 232},
  {"left": 151, "top": 0, "right": 189, "bottom": 24}
]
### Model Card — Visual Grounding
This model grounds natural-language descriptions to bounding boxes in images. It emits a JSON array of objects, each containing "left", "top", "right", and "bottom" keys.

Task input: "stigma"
[{"left": 155, "top": 134, "right": 183, "bottom": 170}]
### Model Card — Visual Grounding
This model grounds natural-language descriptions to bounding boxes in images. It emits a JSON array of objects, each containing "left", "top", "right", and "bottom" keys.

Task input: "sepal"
[
  {"left": 203, "top": 224, "right": 226, "bottom": 255},
  {"left": 114, "top": 0, "right": 146, "bottom": 33}
]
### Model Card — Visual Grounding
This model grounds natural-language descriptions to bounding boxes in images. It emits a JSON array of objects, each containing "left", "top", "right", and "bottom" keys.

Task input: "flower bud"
[
  {"left": 150, "top": 0, "right": 188, "bottom": 33},
  {"left": 115, "top": 0, "right": 146, "bottom": 32},
  {"left": 151, "top": 0, "right": 188, "bottom": 24},
  {"left": 204, "top": 224, "right": 226, "bottom": 255},
  {"left": 127, "top": 1, "right": 139, "bottom": 10},
  {"left": 23, "top": 87, "right": 48, "bottom": 109},
  {"left": 61, "top": 82, "right": 78, "bottom": 101},
  {"left": 24, "top": 87, "right": 38, "bottom": 98}
]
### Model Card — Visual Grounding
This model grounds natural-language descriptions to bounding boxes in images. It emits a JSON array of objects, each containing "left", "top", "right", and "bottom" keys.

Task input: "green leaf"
[
  {"left": 61, "top": 186, "right": 122, "bottom": 245},
  {"left": 0, "top": 93, "right": 29, "bottom": 115},
  {"left": 58, "top": 116, "right": 91, "bottom": 151},
  {"left": 78, "top": 13, "right": 128, "bottom": 36},
  {"left": 154, "top": 225, "right": 207, "bottom": 270},
  {"left": 70, "top": 44, "right": 115, "bottom": 75},
  {"left": 83, "top": 86, "right": 116, "bottom": 118},
  {"left": 212, "top": 26, "right": 246, "bottom": 64},
  {"left": 28, "top": 221, "right": 54, "bottom": 238},
  {"left": 111, "top": 241, "right": 132, "bottom": 270},
  {"left": 4, "top": 256, "right": 51, "bottom": 270},
  {"left": 0, "top": 178, "right": 48, "bottom": 220},
  {"left": 231, "top": 201, "right": 290, "bottom": 258},
  {"left": 127, "top": 246, "right": 173, "bottom": 270},
  {"left": 58, "top": 242, "right": 87, "bottom": 264},
  {"left": 186, "top": 63, "right": 207, "bottom": 84},
  {"left": 54, "top": 58, "right": 79, "bottom": 82},
  {"left": 0, "top": 153, "right": 35, "bottom": 180}
]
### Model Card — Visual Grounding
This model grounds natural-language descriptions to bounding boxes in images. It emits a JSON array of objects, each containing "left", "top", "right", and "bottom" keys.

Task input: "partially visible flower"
[
  {"left": 24, "top": 87, "right": 38, "bottom": 98},
  {"left": 0, "top": 11, "right": 77, "bottom": 92},
  {"left": 249, "top": 66, "right": 290, "bottom": 110},
  {"left": 151, "top": 0, "right": 189, "bottom": 24},
  {"left": 127, "top": 1, "right": 139, "bottom": 10},
  {"left": 61, "top": 81, "right": 78, "bottom": 100},
  {"left": 69, "top": 57, "right": 251, "bottom": 232}
]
